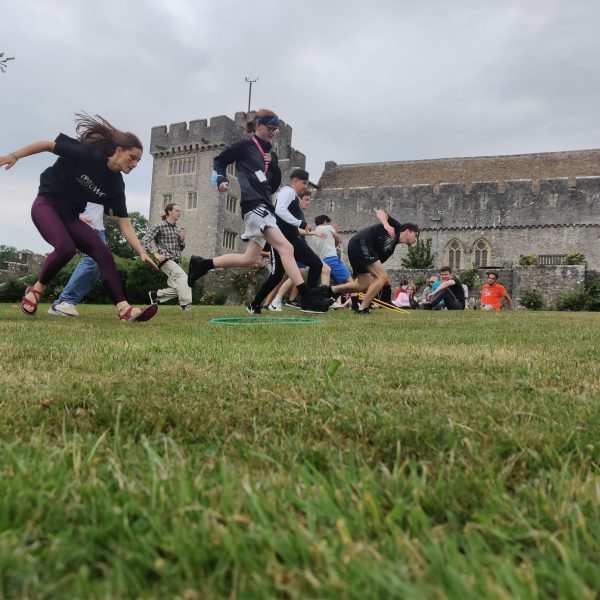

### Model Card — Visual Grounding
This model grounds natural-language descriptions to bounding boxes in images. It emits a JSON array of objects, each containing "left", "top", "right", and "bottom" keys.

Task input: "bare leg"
[
  {"left": 263, "top": 228, "right": 305, "bottom": 286},
  {"left": 332, "top": 273, "right": 372, "bottom": 296},
  {"left": 22, "top": 281, "right": 47, "bottom": 314},
  {"left": 213, "top": 241, "right": 263, "bottom": 268},
  {"left": 359, "top": 262, "right": 389, "bottom": 309},
  {"left": 286, "top": 268, "right": 307, "bottom": 301}
]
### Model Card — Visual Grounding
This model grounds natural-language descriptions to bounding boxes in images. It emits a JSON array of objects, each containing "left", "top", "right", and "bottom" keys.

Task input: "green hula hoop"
[{"left": 211, "top": 316, "right": 323, "bottom": 326}]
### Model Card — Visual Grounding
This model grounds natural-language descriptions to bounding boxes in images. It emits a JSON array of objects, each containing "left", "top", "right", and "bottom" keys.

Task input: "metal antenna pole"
[{"left": 245, "top": 76, "right": 258, "bottom": 113}]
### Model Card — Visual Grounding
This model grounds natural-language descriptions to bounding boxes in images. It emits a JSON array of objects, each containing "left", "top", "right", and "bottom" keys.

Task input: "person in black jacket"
[
  {"left": 187, "top": 109, "right": 330, "bottom": 314},
  {"left": 246, "top": 171, "right": 332, "bottom": 313}
]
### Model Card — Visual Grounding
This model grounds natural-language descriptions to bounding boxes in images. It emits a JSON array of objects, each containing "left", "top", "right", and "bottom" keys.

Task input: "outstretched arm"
[
  {"left": 0, "top": 141, "right": 56, "bottom": 170},
  {"left": 118, "top": 217, "right": 159, "bottom": 270},
  {"left": 375, "top": 209, "right": 395, "bottom": 237}
]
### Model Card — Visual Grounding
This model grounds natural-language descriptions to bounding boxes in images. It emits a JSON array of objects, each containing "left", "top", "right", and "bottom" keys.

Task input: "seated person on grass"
[{"left": 424, "top": 266, "right": 466, "bottom": 310}]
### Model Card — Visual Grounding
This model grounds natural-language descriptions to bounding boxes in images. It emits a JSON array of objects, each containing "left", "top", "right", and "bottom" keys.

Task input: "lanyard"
[{"left": 252, "top": 135, "right": 270, "bottom": 173}]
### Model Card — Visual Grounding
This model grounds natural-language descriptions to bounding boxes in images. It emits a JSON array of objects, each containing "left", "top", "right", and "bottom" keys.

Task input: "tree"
[
  {"left": 0, "top": 53, "right": 15, "bottom": 74},
  {"left": 0, "top": 245, "right": 21, "bottom": 263},
  {"left": 105, "top": 212, "right": 149, "bottom": 259},
  {"left": 401, "top": 237, "right": 435, "bottom": 269}
]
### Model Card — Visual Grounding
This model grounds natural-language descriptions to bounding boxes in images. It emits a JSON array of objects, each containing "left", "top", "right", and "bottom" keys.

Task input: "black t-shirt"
[
  {"left": 38, "top": 134, "right": 128, "bottom": 219},
  {"left": 448, "top": 276, "right": 466, "bottom": 307},
  {"left": 351, "top": 215, "right": 403, "bottom": 263}
]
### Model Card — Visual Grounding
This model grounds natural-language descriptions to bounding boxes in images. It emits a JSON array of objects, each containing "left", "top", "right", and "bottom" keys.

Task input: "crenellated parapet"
[
  {"left": 309, "top": 176, "right": 600, "bottom": 233},
  {"left": 150, "top": 111, "right": 303, "bottom": 167}
]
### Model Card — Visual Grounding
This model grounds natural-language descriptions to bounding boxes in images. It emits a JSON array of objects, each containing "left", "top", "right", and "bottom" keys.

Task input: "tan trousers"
[{"left": 158, "top": 260, "right": 192, "bottom": 306}]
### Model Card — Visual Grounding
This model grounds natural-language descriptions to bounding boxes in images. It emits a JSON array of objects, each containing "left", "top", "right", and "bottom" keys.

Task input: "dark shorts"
[{"left": 347, "top": 238, "right": 378, "bottom": 276}]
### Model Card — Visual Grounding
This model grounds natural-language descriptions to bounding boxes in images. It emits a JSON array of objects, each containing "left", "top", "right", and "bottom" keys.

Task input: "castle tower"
[{"left": 149, "top": 112, "right": 307, "bottom": 258}]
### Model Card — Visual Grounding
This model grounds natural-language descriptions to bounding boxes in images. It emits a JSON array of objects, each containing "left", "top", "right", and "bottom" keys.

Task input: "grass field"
[{"left": 0, "top": 303, "right": 599, "bottom": 599}]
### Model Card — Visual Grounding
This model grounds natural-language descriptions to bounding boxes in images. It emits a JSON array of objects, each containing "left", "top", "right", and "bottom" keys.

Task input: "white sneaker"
[
  {"left": 267, "top": 302, "right": 282, "bottom": 312},
  {"left": 53, "top": 301, "right": 79, "bottom": 317}
]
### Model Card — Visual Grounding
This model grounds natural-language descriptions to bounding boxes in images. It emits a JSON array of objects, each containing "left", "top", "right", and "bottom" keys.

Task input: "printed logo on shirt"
[
  {"left": 76, "top": 175, "right": 107, "bottom": 198},
  {"left": 382, "top": 234, "right": 398, "bottom": 252}
]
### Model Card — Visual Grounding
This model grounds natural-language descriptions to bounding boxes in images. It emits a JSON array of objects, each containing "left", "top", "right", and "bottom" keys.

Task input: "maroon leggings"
[{"left": 31, "top": 195, "right": 126, "bottom": 304}]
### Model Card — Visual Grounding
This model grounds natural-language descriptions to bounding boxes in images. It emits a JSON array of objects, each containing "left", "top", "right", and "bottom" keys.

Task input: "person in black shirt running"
[
  {"left": 0, "top": 113, "right": 159, "bottom": 322},
  {"left": 330, "top": 210, "right": 419, "bottom": 314},
  {"left": 187, "top": 109, "right": 330, "bottom": 314}
]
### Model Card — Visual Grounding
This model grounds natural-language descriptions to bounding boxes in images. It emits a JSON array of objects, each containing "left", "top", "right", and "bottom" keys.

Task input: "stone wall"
[
  {"left": 512, "top": 265, "right": 585, "bottom": 307},
  {"left": 305, "top": 177, "right": 600, "bottom": 269},
  {"left": 194, "top": 264, "right": 586, "bottom": 309},
  {"left": 0, "top": 251, "right": 46, "bottom": 283},
  {"left": 386, "top": 266, "right": 584, "bottom": 307},
  {"left": 195, "top": 267, "right": 268, "bottom": 306}
]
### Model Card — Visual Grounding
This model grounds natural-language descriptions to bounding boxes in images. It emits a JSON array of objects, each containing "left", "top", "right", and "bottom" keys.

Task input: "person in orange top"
[{"left": 480, "top": 271, "right": 512, "bottom": 311}]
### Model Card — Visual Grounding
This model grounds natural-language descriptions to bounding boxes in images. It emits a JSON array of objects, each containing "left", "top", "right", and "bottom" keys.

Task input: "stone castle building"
[
  {"left": 149, "top": 112, "right": 600, "bottom": 272},
  {"left": 149, "top": 112, "right": 306, "bottom": 258},
  {"left": 306, "top": 151, "right": 600, "bottom": 271}
]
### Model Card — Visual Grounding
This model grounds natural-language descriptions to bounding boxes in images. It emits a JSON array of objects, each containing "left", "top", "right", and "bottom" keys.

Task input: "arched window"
[
  {"left": 472, "top": 239, "right": 491, "bottom": 267},
  {"left": 445, "top": 239, "right": 464, "bottom": 271}
]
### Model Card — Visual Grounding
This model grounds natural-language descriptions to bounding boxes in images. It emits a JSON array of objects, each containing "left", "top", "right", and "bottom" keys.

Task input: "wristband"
[{"left": 8, "top": 152, "right": 19, "bottom": 162}]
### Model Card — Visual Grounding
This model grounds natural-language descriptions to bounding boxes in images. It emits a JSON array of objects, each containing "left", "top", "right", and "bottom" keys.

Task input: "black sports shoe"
[
  {"left": 188, "top": 255, "right": 208, "bottom": 287},
  {"left": 350, "top": 295, "right": 360, "bottom": 312},
  {"left": 300, "top": 289, "right": 330, "bottom": 314},
  {"left": 317, "top": 285, "right": 336, "bottom": 307},
  {"left": 300, "top": 303, "right": 328, "bottom": 314},
  {"left": 354, "top": 307, "right": 371, "bottom": 315},
  {"left": 245, "top": 303, "right": 261, "bottom": 315},
  {"left": 148, "top": 290, "right": 159, "bottom": 305}
]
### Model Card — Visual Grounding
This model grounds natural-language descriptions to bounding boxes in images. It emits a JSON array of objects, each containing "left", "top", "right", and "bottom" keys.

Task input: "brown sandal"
[{"left": 21, "top": 286, "right": 42, "bottom": 316}]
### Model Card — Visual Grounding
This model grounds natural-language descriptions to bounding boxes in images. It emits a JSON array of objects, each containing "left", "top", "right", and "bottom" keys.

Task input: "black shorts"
[{"left": 347, "top": 238, "right": 379, "bottom": 276}]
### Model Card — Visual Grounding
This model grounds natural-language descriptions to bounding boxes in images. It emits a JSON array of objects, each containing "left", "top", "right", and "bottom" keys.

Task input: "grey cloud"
[{"left": 1, "top": 0, "right": 599, "bottom": 252}]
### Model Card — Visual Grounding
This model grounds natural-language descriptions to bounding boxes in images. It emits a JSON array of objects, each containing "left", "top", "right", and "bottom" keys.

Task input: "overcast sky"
[{"left": 1, "top": 0, "right": 599, "bottom": 253}]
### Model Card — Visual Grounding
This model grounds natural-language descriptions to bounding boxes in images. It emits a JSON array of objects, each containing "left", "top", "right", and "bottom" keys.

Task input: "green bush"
[
  {"left": 520, "top": 288, "right": 545, "bottom": 310},
  {"left": 0, "top": 254, "right": 186, "bottom": 306},
  {"left": 229, "top": 269, "right": 266, "bottom": 302},
  {"left": 564, "top": 251, "right": 587, "bottom": 266},
  {"left": 125, "top": 260, "right": 168, "bottom": 304},
  {"left": 457, "top": 266, "right": 480, "bottom": 291},
  {"left": 401, "top": 238, "right": 435, "bottom": 269},
  {"left": 198, "top": 290, "right": 228, "bottom": 305},
  {"left": 519, "top": 254, "right": 539, "bottom": 266},
  {"left": 584, "top": 276, "right": 600, "bottom": 311},
  {"left": 555, "top": 289, "right": 588, "bottom": 311},
  {"left": 0, "top": 278, "right": 32, "bottom": 302}
]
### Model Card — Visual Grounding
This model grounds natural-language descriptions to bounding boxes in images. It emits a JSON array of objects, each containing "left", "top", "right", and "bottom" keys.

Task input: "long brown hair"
[
  {"left": 74, "top": 112, "right": 143, "bottom": 156},
  {"left": 162, "top": 202, "right": 179, "bottom": 220}
]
